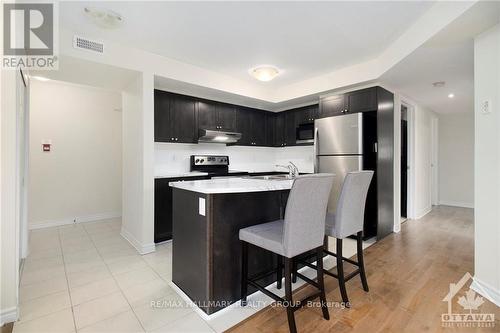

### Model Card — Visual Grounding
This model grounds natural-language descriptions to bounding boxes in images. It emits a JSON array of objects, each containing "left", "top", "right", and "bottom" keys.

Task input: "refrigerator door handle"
[{"left": 314, "top": 126, "right": 319, "bottom": 173}]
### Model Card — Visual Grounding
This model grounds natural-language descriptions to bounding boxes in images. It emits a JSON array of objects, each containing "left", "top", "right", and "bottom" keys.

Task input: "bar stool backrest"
[
  {"left": 283, "top": 174, "right": 334, "bottom": 258},
  {"left": 335, "top": 171, "right": 374, "bottom": 238}
]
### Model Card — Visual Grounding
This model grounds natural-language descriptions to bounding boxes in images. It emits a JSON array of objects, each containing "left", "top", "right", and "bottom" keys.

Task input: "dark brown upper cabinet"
[
  {"left": 235, "top": 107, "right": 268, "bottom": 146},
  {"left": 197, "top": 101, "right": 217, "bottom": 130},
  {"left": 154, "top": 90, "right": 197, "bottom": 143},
  {"left": 215, "top": 103, "right": 236, "bottom": 131},
  {"left": 235, "top": 107, "right": 252, "bottom": 145},
  {"left": 273, "top": 112, "right": 285, "bottom": 147},
  {"left": 197, "top": 101, "right": 236, "bottom": 132},
  {"left": 155, "top": 86, "right": 382, "bottom": 147},
  {"left": 273, "top": 111, "right": 296, "bottom": 147},
  {"left": 346, "top": 87, "right": 377, "bottom": 113},
  {"left": 284, "top": 112, "right": 296, "bottom": 146},
  {"left": 265, "top": 113, "right": 276, "bottom": 147},
  {"left": 294, "top": 105, "right": 318, "bottom": 125},
  {"left": 154, "top": 90, "right": 172, "bottom": 142},
  {"left": 170, "top": 94, "right": 197, "bottom": 143},
  {"left": 251, "top": 110, "right": 267, "bottom": 146},
  {"left": 319, "top": 94, "right": 346, "bottom": 118}
]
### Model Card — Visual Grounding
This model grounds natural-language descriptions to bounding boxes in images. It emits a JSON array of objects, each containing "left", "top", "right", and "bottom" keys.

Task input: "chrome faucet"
[
  {"left": 289, "top": 161, "right": 299, "bottom": 178},
  {"left": 275, "top": 162, "right": 300, "bottom": 178}
]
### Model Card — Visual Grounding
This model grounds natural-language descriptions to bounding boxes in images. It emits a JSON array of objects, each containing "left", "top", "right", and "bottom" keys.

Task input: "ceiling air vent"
[{"left": 73, "top": 35, "right": 104, "bottom": 54}]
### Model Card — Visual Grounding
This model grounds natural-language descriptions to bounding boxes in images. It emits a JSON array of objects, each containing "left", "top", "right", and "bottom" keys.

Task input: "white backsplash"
[
  {"left": 275, "top": 145, "right": 315, "bottom": 173},
  {"left": 154, "top": 143, "right": 314, "bottom": 175}
]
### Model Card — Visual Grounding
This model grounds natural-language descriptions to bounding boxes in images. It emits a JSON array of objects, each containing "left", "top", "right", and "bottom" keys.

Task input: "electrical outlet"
[{"left": 481, "top": 100, "right": 491, "bottom": 115}]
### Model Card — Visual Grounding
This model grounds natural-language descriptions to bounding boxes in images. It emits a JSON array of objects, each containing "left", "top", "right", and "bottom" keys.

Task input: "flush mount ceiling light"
[
  {"left": 250, "top": 65, "right": 280, "bottom": 82},
  {"left": 448, "top": 93, "right": 455, "bottom": 98},
  {"left": 84, "top": 7, "right": 123, "bottom": 29}
]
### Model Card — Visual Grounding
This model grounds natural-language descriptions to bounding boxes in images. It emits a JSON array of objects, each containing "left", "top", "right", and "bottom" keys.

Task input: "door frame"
[
  {"left": 401, "top": 99, "right": 416, "bottom": 221},
  {"left": 431, "top": 117, "right": 439, "bottom": 206}
]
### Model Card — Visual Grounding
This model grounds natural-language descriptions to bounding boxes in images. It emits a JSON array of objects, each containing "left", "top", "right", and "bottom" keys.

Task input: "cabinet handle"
[{"left": 171, "top": 137, "right": 174, "bottom": 141}]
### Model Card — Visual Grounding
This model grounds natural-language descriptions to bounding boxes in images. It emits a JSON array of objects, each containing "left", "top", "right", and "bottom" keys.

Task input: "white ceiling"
[
  {"left": 381, "top": 1, "right": 500, "bottom": 114},
  {"left": 60, "top": 1, "right": 434, "bottom": 88}
]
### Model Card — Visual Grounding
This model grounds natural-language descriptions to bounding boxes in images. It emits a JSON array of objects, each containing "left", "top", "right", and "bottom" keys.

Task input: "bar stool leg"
[
  {"left": 277, "top": 254, "right": 283, "bottom": 289},
  {"left": 336, "top": 239, "right": 349, "bottom": 306},
  {"left": 316, "top": 246, "right": 330, "bottom": 320},
  {"left": 284, "top": 257, "right": 297, "bottom": 333},
  {"left": 357, "top": 231, "right": 369, "bottom": 292},
  {"left": 291, "top": 258, "right": 297, "bottom": 283},
  {"left": 241, "top": 241, "right": 248, "bottom": 306}
]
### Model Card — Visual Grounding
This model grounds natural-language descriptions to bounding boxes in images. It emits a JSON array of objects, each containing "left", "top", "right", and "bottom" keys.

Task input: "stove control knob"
[
  {"left": 195, "top": 159, "right": 200, "bottom": 163},
  {"left": 200, "top": 159, "right": 204, "bottom": 163}
]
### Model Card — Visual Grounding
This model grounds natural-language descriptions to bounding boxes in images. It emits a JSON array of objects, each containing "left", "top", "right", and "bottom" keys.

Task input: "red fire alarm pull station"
[{"left": 42, "top": 144, "right": 51, "bottom": 152}]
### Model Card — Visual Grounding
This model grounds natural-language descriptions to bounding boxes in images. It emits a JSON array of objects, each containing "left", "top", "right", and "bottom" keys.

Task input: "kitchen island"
[{"left": 170, "top": 177, "right": 293, "bottom": 315}]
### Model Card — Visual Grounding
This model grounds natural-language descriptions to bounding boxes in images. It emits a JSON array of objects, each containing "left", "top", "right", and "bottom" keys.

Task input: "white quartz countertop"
[
  {"left": 154, "top": 170, "right": 286, "bottom": 179},
  {"left": 154, "top": 171, "right": 209, "bottom": 178},
  {"left": 169, "top": 177, "right": 294, "bottom": 194}
]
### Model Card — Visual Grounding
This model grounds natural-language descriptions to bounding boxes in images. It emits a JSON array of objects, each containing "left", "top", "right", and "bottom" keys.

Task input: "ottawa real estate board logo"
[
  {"left": 2, "top": 2, "right": 58, "bottom": 70},
  {"left": 442, "top": 272, "right": 495, "bottom": 328}
]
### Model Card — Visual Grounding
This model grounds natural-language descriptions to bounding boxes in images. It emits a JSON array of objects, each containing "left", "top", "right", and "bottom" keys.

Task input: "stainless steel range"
[{"left": 190, "top": 155, "right": 248, "bottom": 177}]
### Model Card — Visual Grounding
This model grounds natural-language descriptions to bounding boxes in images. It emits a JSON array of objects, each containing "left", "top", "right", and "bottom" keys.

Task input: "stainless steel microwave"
[{"left": 296, "top": 122, "right": 314, "bottom": 144}]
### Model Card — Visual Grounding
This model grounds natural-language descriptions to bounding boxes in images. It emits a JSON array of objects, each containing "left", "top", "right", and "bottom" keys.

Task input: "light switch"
[{"left": 199, "top": 197, "right": 205, "bottom": 216}]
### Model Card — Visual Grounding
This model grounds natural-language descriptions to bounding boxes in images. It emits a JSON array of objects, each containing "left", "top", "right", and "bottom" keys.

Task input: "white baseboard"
[
  {"left": 415, "top": 206, "right": 432, "bottom": 220},
  {"left": 439, "top": 200, "right": 474, "bottom": 209},
  {"left": 120, "top": 227, "right": 155, "bottom": 255},
  {"left": 29, "top": 212, "right": 121, "bottom": 230},
  {"left": 471, "top": 277, "right": 500, "bottom": 307},
  {"left": 0, "top": 306, "right": 18, "bottom": 326}
]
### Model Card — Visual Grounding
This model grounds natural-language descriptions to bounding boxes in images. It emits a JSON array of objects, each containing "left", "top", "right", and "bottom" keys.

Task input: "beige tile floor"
[{"left": 14, "top": 218, "right": 373, "bottom": 333}]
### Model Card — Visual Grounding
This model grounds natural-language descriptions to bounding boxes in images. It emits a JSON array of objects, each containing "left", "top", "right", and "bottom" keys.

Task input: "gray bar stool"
[
  {"left": 323, "top": 171, "right": 373, "bottom": 306},
  {"left": 239, "top": 174, "right": 334, "bottom": 333}
]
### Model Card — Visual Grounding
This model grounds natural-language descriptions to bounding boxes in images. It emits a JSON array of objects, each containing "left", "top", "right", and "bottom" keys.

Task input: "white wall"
[
  {"left": 471, "top": 24, "right": 500, "bottom": 306},
  {"left": 438, "top": 113, "right": 474, "bottom": 208},
  {"left": 28, "top": 80, "right": 122, "bottom": 228},
  {"left": 154, "top": 143, "right": 314, "bottom": 175},
  {"left": 1, "top": 69, "right": 21, "bottom": 324},
  {"left": 414, "top": 104, "right": 438, "bottom": 218},
  {"left": 121, "top": 73, "right": 155, "bottom": 254},
  {"left": 381, "top": 84, "right": 439, "bottom": 229}
]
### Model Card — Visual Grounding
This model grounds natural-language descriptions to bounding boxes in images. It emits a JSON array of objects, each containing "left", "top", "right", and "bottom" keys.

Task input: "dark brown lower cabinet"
[{"left": 154, "top": 176, "right": 209, "bottom": 243}]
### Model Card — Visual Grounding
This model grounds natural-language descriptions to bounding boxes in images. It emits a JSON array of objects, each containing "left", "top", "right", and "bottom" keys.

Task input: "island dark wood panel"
[{"left": 172, "top": 188, "right": 289, "bottom": 315}]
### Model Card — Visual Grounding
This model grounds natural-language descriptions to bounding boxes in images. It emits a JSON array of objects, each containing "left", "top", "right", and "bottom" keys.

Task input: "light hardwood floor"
[{"left": 228, "top": 206, "right": 500, "bottom": 333}]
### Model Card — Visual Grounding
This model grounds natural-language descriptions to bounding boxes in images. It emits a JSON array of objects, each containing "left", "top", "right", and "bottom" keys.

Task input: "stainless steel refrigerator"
[
  {"left": 314, "top": 112, "right": 378, "bottom": 238},
  {"left": 314, "top": 113, "right": 363, "bottom": 212}
]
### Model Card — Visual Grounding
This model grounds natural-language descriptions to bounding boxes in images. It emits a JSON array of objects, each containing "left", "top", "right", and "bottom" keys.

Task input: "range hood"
[{"left": 198, "top": 129, "right": 242, "bottom": 144}]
